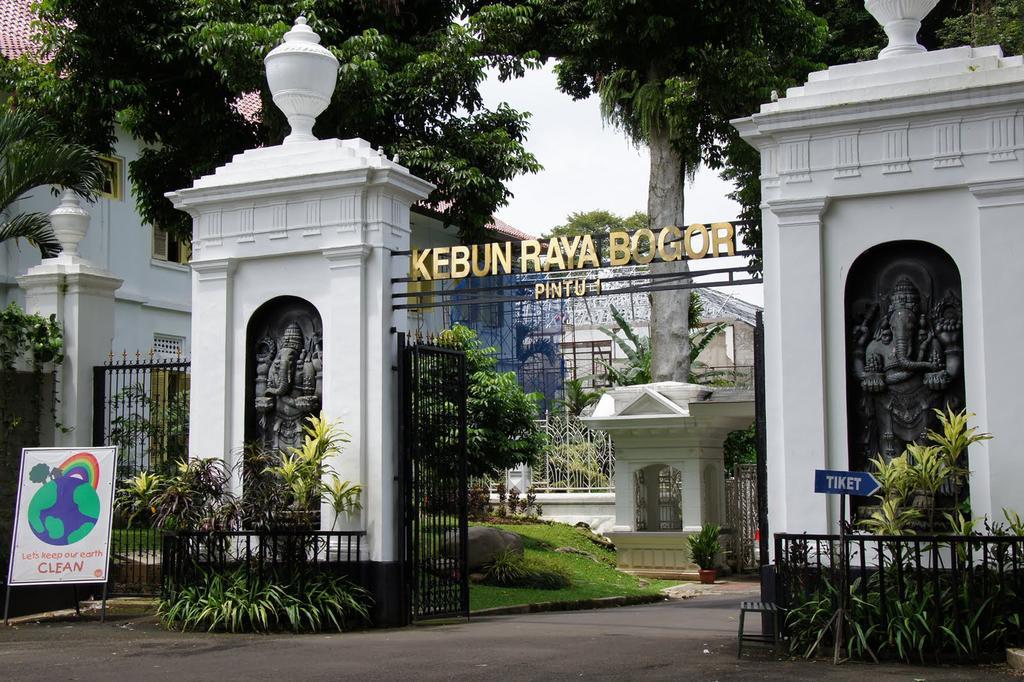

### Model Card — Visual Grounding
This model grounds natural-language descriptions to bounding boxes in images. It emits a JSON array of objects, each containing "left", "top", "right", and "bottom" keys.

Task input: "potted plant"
[{"left": 688, "top": 523, "right": 721, "bottom": 584}]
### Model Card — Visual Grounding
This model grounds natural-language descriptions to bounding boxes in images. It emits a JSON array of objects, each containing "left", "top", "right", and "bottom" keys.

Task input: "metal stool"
[{"left": 737, "top": 600, "right": 780, "bottom": 657}]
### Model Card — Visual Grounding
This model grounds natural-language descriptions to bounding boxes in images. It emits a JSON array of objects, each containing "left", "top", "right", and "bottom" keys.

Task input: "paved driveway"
[{"left": 0, "top": 594, "right": 1011, "bottom": 680}]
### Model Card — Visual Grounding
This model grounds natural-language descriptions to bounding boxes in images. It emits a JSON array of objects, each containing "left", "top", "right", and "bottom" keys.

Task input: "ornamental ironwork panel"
[
  {"left": 532, "top": 414, "right": 615, "bottom": 493},
  {"left": 399, "top": 335, "right": 469, "bottom": 622},
  {"left": 725, "top": 463, "right": 758, "bottom": 572}
]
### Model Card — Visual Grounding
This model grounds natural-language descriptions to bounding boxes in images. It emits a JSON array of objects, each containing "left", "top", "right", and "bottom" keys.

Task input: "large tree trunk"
[{"left": 647, "top": 125, "right": 690, "bottom": 383}]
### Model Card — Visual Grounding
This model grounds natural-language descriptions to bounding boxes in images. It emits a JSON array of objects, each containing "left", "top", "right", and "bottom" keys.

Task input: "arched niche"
[
  {"left": 844, "top": 240, "right": 965, "bottom": 476},
  {"left": 245, "top": 296, "right": 323, "bottom": 451},
  {"left": 634, "top": 464, "right": 682, "bottom": 531}
]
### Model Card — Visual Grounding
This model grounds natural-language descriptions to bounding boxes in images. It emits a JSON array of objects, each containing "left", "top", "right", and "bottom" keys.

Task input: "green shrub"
[
  {"left": 158, "top": 568, "right": 370, "bottom": 633},
  {"left": 785, "top": 561, "right": 1023, "bottom": 663},
  {"left": 483, "top": 550, "right": 572, "bottom": 590}
]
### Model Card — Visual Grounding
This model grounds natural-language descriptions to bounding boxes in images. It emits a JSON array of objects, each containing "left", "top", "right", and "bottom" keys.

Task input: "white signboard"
[{"left": 7, "top": 447, "right": 117, "bottom": 586}]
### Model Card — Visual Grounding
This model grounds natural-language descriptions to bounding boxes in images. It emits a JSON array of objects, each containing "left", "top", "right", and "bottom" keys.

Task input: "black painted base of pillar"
[
  {"left": 360, "top": 561, "right": 405, "bottom": 628},
  {"left": 760, "top": 563, "right": 776, "bottom": 636}
]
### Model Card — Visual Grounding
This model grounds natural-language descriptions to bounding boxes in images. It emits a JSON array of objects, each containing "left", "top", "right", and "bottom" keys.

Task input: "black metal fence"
[
  {"left": 162, "top": 530, "right": 366, "bottom": 597},
  {"left": 775, "top": 532, "right": 1024, "bottom": 660},
  {"left": 93, "top": 353, "right": 191, "bottom": 477},
  {"left": 93, "top": 353, "right": 190, "bottom": 594},
  {"left": 399, "top": 334, "right": 469, "bottom": 622}
]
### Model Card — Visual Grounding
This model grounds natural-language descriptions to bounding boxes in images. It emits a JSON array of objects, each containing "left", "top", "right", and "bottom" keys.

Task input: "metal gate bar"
[
  {"left": 399, "top": 334, "right": 468, "bottom": 622},
  {"left": 93, "top": 354, "right": 190, "bottom": 595}
]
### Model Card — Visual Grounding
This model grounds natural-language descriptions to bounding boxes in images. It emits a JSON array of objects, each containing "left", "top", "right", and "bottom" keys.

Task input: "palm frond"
[
  {"left": 0, "top": 212, "right": 60, "bottom": 257},
  {"left": 0, "top": 107, "right": 105, "bottom": 255}
]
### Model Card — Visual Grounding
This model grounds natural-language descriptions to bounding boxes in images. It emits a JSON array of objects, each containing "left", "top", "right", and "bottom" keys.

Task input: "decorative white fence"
[
  {"left": 724, "top": 463, "right": 758, "bottom": 571},
  {"left": 530, "top": 414, "right": 615, "bottom": 493}
]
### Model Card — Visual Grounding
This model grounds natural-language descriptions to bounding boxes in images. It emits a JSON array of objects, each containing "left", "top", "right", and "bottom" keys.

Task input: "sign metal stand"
[
  {"left": 2, "top": 581, "right": 107, "bottom": 626},
  {"left": 811, "top": 469, "right": 881, "bottom": 665}
]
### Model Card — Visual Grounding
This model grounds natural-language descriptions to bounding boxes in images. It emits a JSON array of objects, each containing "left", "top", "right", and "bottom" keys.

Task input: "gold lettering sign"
[{"left": 408, "top": 223, "right": 737, "bottom": 281}]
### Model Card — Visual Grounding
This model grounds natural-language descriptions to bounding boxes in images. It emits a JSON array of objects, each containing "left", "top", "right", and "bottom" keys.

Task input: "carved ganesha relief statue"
[
  {"left": 846, "top": 243, "right": 965, "bottom": 467},
  {"left": 248, "top": 299, "right": 323, "bottom": 451}
]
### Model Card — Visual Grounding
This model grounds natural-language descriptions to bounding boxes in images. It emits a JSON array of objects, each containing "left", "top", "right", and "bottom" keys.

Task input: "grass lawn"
[
  {"left": 111, "top": 528, "right": 162, "bottom": 552},
  {"left": 469, "top": 521, "right": 679, "bottom": 612}
]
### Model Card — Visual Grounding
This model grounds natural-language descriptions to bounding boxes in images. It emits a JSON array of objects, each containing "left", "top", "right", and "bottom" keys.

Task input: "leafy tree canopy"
[
  {"left": 939, "top": 0, "right": 1024, "bottom": 55},
  {"left": 2, "top": 0, "right": 541, "bottom": 242},
  {"left": 544, "top": 209, "right": 646, "bottom": 259},
  {"left": 723, "top": 423, "right": 756, "bottom": 473},
  {"left": 474, "top": 1, "right": 826, "bottom": 261},
  {"left": 545, "top": 209, "right": 646, "bottom": 239},
  {"left": 437, "top": 324, "right": 546, "bottom": 478},
  {"left": 723, "top": 0, "right": 977, "bottom": 268}
]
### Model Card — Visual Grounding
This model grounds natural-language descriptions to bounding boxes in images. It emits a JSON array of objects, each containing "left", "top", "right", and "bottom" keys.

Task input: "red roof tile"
[
  {"left": 1, "top": 0, "right": 42, "bottom": 61},
  {"left": 420, "top": 200, "right": 532, "bottom": 241}
]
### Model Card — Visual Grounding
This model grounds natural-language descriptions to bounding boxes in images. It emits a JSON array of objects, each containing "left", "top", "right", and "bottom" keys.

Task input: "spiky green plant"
[
  {"left": 598, "top": 305, "right": 650, "bottom": 386},
  {"left": 115, "top": 471, "right": 162, "bottom": 528},
  {"left": 927, "top": 407, "right": 991, "bottom": 487},
  {"left": 553, "top": 378, "right": 604, "bottom": 416},
  {"left": 859, "top": 498, "right": 922, "bottom": 536},
  {"left": 265, "top": 412, "right": 353, "bottom": 514},
  {"left": 325, "top": 476, "right": 363, "bottom": 528},
  {"left": 867, "top": 453, "right": 914, "bottom": 503},
  {"left": 158, "top": 568, "right": 370, "bottom": 633}
]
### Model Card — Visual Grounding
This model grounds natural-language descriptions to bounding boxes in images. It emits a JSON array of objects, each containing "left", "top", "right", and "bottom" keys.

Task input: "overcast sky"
[{"left": 478, "top": 63, "right": 763, "bottom": 307}]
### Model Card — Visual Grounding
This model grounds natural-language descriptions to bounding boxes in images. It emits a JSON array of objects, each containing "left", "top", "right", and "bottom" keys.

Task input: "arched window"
[{"left": 634, "top": 464, "right": 683, "bottom": 531}]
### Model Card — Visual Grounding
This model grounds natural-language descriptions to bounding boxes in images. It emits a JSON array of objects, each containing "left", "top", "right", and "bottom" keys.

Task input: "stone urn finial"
[
  {"left": 264, "top": 16, "right": 340, "bottom": 145},
  {"left": 865, "top": 0, "right": 941, "bottom": 59},
  {"left": 48, "top": 188, "right": 89, "bottom": 258}
]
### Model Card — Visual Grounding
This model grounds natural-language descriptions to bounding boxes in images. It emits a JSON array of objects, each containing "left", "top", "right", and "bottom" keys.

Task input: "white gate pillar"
[
  {"left": 168, "top": 17, "right": 434, "bottom": 626},
  {"left": 18, "top": 191, "right": 122, "bottom": 447},
  {"left": 188, "top": 258, "right": 235, "bottom": 471}
]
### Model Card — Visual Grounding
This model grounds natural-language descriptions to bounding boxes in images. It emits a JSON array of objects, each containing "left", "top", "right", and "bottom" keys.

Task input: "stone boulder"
[{"left": 445, "top": 526, "right": 524, "bottom": 571}]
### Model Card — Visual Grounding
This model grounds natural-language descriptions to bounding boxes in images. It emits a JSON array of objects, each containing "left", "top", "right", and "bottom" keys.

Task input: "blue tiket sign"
[{"left": 814, "top": 469, "right": 881, "bottom": 497}]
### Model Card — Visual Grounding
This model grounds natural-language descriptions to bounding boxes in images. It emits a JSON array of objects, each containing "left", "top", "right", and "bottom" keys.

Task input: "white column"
[
  {"left": 18, "top": 265, "right": 121, "bottom": 447},
  {"left": 611, "top": 459, "right": 634, "bottom": 531},
  {"left": 188, "top": 259, "right": 235, "bottom": 477},
  {"left": 680, "top": 458, "right": 702, "bottom": 531},
  {"left": 765, "top": 197, "right": 830, "bottom": 535},
  {"left": 321, "top": 245, "right": 369, "bottom": 534},
  {"left": 362, "top": 204, "right": 409, "bottom": 565},
  {"left": 968, "top": 179, "right": 1024, "bottom": 521}
]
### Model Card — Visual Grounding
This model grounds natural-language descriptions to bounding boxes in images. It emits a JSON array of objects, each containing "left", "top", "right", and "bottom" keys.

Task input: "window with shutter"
[{"left": 153, "top": 227, "right": 169, "bottom": 261}]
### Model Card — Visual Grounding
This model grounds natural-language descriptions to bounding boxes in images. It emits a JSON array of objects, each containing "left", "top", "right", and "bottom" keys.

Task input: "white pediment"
[{"left": 617, "top": 388, "right": 689, "bottom": 417}]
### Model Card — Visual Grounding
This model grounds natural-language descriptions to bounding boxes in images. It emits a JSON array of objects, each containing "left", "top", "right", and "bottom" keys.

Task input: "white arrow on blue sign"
[{"left": 814, "top": 469, "right": 881, "bottom": 497}]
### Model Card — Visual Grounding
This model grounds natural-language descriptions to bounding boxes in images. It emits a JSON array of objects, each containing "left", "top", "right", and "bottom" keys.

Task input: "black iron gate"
[
  {"left": 93, "top": 353, "right": 191, "bottom": 595},
  {"left": 398, "top": 334, "right": 469, "bottom": 622}
]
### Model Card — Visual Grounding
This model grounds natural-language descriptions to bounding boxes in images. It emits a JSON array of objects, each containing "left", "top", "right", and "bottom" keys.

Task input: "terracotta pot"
[{"left": 698, "top": 568, "right": 717, "bottom": 585}]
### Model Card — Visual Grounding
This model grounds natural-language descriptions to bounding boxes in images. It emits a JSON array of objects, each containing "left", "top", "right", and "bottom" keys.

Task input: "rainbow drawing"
[{"left": 60, "top": 452, "right": 100, "bottom": 489}]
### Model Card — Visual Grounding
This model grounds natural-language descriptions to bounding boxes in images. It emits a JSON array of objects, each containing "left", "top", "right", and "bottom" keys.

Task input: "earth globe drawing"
[{"left": 25, "top": 452, "right": 101, "bottom": 546}]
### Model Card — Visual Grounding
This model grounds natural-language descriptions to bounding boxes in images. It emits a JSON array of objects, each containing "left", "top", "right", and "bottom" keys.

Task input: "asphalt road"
[{"left": 0, "top": 594, "right": 1013, "bottom": 680}]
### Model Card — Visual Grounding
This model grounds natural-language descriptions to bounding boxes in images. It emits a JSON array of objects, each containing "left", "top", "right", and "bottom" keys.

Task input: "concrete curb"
[
  {"left": 3, "top": 597, "right": 157, "bottom": 627},
  {"left": 1007, "top": 648, "right": 1024, "bottom": 670},
  {"left": 472, "top": 593, "right": 666, "bottom": 617}
]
